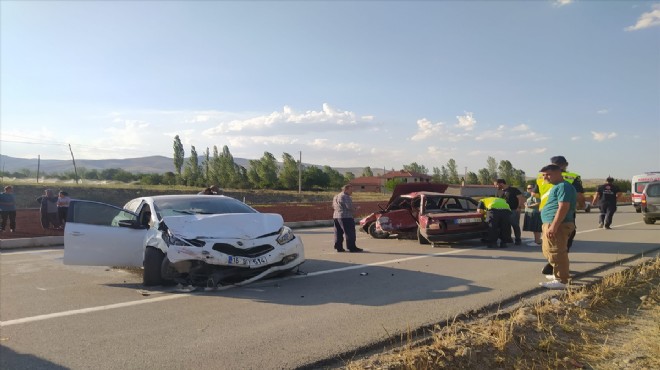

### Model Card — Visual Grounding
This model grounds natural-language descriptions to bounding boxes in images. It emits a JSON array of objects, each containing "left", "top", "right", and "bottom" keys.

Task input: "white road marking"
[
  {"left": 1, "top": 222, "right": 643, "bottom": 327},
  {"left": 1, "top": 248, "right": 478, "bottom": 326},
  {"left": 0, "top": 294, "right": 190, "bottom": 327},
  {"left": 575, "top": 221, "right": 641, "bottom": 234}
]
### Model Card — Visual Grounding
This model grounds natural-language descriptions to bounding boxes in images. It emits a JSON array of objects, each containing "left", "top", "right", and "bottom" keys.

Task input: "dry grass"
[{"left": 345, "top": 257, "right": 660, "bottom": 370}]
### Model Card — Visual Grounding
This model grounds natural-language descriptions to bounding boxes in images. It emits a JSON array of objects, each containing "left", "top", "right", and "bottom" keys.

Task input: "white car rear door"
[{"left": 63, "top": 200, "right": 147, "bottom": 267}]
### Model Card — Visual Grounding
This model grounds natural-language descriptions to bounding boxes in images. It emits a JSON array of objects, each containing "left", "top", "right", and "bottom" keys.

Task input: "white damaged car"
[{"left": 63, "top": 195, "right": 305, "bottom": 287}]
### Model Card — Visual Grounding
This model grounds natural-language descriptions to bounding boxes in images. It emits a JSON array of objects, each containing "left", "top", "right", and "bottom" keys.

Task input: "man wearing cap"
[
  {"left": 534, "top": 155, "right": 584, "bottom": 275},
  {"left": 538, "top": 164, "right": 576, "bottom": 289},
  {"left": 477, "top": 196, "right": 513, "bottom": 248}
]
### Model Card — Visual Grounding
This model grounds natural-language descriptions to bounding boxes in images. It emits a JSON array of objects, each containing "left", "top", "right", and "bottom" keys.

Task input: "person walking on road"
[
  {"left": 592, "top": 177, "right": 620, "bottom": 229},
  {"left": 538, "top": 164, "right": 577, "bottom": 289},
  {"left": 477, "top": 196, "right": 513, "bottom": 248},
  {"left": 332, "top": 184, "right": 362, "bottom": 253},
  {"left": 0, "top": 185, "right": 17, "bottom": 232}
]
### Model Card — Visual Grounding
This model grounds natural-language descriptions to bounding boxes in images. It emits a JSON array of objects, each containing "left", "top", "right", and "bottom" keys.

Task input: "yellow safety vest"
[
  {"left": 481, "top": 197, "right": 510, "bottom": 210},
  {"left": 537, "top": 171, "right": 579, "bottom": 210}
]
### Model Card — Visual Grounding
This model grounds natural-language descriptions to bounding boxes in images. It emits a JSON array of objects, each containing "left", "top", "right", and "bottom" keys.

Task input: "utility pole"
[
  {"left": 298, "top": 151, "right": 302, "bottom": 194},
  {"left": 37, "top": 155, "right": 40, "bottom": 183},
  {"left": 69, "top": 144, "right": 80, "bottom": 184}
]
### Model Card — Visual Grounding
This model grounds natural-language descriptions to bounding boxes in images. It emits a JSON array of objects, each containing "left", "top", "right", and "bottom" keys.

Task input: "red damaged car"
[{"left": 359, "top": 183, "right": 487, "bottom": 246}]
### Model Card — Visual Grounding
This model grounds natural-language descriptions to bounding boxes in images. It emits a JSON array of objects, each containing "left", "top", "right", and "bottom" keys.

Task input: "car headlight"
[
  {"left": 164, "top": 230, "right": 205, "bottom": 247},
  {"left": 276, "top": 226, "right": 296, "bottom": 245}
]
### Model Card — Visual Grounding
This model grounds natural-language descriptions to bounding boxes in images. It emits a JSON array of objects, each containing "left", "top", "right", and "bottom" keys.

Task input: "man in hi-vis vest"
[
  {"left": 477, "top": 197, "right": 513, "bottom": 248},
  {"left": 534, "top": 156, "right": 584, "bottom": 275}
]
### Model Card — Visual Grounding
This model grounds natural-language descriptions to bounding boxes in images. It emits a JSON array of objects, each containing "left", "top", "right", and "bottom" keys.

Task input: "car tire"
[
  {"left": 143, "top": 247, "right": 165, "bottom": 286},
  {"left": 417, "top": 228, "right": 430, "bottom": 245},
  {"left": 368, "top": 222, "right": 389, "bottom": 239},
  {"left": 635, "top": 207, "right": 642, "bottom": 213},
  {"left": 643, "top": 217, "right": 656, "bottom": 225}
]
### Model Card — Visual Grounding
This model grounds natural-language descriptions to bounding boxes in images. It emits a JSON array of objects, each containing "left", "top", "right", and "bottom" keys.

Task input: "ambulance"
[{"left": 631, "top": 172, "right": 660, "bottom": 213}]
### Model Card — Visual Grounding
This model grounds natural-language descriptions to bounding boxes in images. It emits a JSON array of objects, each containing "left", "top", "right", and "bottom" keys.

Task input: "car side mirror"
[{"left": 118, "top": 219, "right": 148, "bottom": 229}]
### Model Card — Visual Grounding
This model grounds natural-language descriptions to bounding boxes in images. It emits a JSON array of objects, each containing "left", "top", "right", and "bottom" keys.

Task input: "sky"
[{"left": 1, "top": 0, "right": 659, "bottom": 180}]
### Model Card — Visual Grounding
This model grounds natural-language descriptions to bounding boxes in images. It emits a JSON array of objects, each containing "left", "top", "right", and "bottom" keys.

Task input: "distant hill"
[{"left": 0, "top": 154, "right": 380, "bottom": 176}]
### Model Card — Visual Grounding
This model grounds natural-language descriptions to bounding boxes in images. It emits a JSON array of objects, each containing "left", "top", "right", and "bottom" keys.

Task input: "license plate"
[
  {"left": 228, "top": 256, "right": 268, "bottom": 266},
  {"left": 454, "top": 217, "right": 482, "bottom": 224}
]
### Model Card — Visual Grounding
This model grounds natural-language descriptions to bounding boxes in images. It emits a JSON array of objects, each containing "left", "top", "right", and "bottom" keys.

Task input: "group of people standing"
[
  {"left": 477, "top": 155, "right": 597, "bottom": 290},
  {"left": 36, "top": 189, "right": 71, "bottom": 229}
]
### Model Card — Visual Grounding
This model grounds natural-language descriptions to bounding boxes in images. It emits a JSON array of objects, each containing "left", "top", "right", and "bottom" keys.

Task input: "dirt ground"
[{"left": 0, "top": 201, "right": 383, "bottom": 240}]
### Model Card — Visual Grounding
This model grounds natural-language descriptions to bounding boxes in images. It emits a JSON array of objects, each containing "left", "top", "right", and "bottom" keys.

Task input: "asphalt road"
[{"left": 1, "top": 207, "right": 659, "bottom": 370}]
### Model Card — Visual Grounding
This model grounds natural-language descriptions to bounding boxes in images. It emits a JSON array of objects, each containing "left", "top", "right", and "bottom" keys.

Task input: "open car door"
[{"left": 63, "top": 200, "right": 147, "bottom": 267}]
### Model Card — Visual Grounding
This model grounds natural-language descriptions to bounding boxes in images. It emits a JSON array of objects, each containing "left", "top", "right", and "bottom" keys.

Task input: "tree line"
[{"left": 2, "top": 136, "right": 629, "bottom": 191}]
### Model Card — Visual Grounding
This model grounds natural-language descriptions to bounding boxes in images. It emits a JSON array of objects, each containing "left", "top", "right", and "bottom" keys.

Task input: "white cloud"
[
  {"left": 455, "top": 112, "right": 477, "bottom": 131},
  {"left": 597, "top": 109, "right": 609, "bottom": 114},
  {"left": 307, "top": 138, "right": 362, "bottom": 152},
  {"left": 516, "top": 147, "right": 547, "bottom": 155},
  {"left": 475, "top": 124, "right": 548, "bottom": 141},
  {"left": 625, "top": 4, "right": 660, "bottom": 31},
  {"left": 203, "top": 103, "right": 371, "bottom": 135},
  {"left": 410, "top": 118, "right": 449, "bottom": 141},
  {"left": 553, "top": 0, "right": 573, "bottom": 7},
  {"left": 427, "top": 146, "right": 456, "bottom": 157},
  {"left": 571, "top": 136, "right": 581, "bottom": 141},
  {"left": 412, "top": 113, "right": 482, "bottom": 141},
  {"left": 591, "top": 131, "right": 618, "bottom": 141}
]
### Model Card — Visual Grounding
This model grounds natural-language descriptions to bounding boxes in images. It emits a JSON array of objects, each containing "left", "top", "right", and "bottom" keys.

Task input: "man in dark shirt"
[
  {"left": 592, "top": 177, "right": 620, "bottom": 229},
  {"left": 495, "top": 179, "right": 525, "bottom": 245}
]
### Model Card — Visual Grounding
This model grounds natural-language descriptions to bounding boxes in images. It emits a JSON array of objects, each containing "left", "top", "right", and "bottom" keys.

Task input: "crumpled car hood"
[{"left": 162, "top": 213, "right": 284, "bottom": 239}]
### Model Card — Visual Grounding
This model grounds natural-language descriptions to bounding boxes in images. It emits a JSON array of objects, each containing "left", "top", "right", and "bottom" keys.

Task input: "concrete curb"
[
  {"left": 0, "top": 221, "right": 340, "bottom": 250},
  {"left": 0, "top": 236, "right": 64, "bottom": 250}
]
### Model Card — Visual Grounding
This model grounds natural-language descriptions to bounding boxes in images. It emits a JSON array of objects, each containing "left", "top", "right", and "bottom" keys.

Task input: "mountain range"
[{"left": 0, "top": 154, "right": 384, "bottom": 176}]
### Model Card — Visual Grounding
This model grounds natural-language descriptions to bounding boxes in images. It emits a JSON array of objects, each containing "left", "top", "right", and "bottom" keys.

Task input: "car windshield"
[
  {"left": 152, "top": 196, "right": 257, "bottom": 217},
  {"left": 425, "top": 196, "right": 477, "bottom": 212}
]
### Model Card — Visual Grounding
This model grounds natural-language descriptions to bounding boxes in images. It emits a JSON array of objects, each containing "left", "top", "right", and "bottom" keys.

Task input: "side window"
[
  {"left": 648, "top": 185, "right": 660, "bottom": 197},
  {"left": 458, "top": 198, "right": 478, "bottom": 211},
  {"left": 70, "top": 201, "right": 137, "bottom": 226}
]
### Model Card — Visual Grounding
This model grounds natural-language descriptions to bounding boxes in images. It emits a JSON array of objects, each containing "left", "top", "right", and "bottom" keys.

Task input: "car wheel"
[
  {"left": 417, "top": 228, "right": 430, "bottom": 245},
  {"left": 143, "top": 247, "right": 165, "bottom": 286},
  {"left": 368, "top": 222, "right": 389, "bottom": 239},
  {"left": 643, "top": 217, "right": 656, "bottom": 225},
  {"left": 635, "top": 206, "right": 642, "bottom": 213}
]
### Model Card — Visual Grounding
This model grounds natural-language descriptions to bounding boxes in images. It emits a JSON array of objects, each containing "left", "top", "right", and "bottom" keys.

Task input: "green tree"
[
  {"left": 183, "top": 145, "right": 202, "bottom": 186},
  {"left": 323, "top": 166, "right": 344, "bottom": 189},
  {"left": 248, "top": 152, "right": 278, "bottom": 189},
  {"left": 466, "top": 171, "right": 479, "bottom": 185},
  {"left": 173, "top": 135, "right": 185, "bottom": 176},
  {"left": 278, "top": 152, "right": 299, "bottom": 190},
  {"left": 302, "top": 166, "right": 329, "bottom": 190},
  {"left": 512, "top": 169, "right": 527, "bottom": 187},
  {"left": 162, "top": 172, "right": 177, "bottom": 185},
  {"left": 384, "top": 178, "right": 405, "bottom": 192},
  {"left": 447, "top": 159, "right": 460, "bottom": 184},
  {"left": 403, "top": 162, "right": 428, "bottom": 175},
  {"left": 344, "top": 172, "right": 356, "bottom": 182},
  {"left": 202, "top": 147, "right": 210, "bottom": 184},
  {"left": 486, "top": 156, "right": 498, "bottom": 182},
  {"left": 498, "top": 160, "right": 515, "bottom": 185},
  {"left": 477, "top": 168, "right": 491, "bottom": 185},
  {"left": 432, "top": 166, "right": 449, "bottom": 183},
  {"left": 362, "top": 166, "right": 374, "bottom": 177}
]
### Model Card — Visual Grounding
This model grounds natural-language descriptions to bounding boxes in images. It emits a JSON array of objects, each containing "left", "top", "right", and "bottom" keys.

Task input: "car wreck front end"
[{"left": 159, "top": 213, "right": 305, "bottom": 287}]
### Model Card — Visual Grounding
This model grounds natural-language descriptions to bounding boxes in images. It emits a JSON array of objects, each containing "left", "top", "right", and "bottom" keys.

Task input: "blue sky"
[{"left": 1, "top": 0, "right": 659, "bottom": 180}]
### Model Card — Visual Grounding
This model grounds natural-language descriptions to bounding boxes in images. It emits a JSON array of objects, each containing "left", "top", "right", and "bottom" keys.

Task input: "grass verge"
[{"left": 345, "top": 256, "right": 660, "bottom": 370}]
